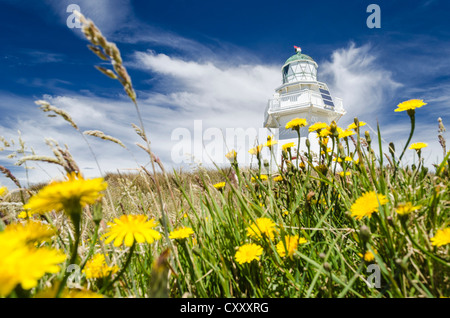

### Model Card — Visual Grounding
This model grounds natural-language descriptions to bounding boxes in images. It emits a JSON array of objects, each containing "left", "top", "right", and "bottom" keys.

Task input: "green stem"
[
  {"left": 79, "top": 223, "right": 100, "bottom": 271},
  {"left": 100, "top": 242, "right": 136, "bottom": 294},
  {"left": 401, "top": 220, "right": 449, "bottom": 268},
  {"left": 394, "top": 111, "right": 415, "bottom": 178},
  {"left": 56, "top": 207, "right": 82, "bottom": 298}
]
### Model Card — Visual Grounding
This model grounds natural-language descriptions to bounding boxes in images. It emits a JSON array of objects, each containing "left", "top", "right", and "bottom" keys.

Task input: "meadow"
[{"left": 0, "top": 12, "right": 448, "bottom": 298}]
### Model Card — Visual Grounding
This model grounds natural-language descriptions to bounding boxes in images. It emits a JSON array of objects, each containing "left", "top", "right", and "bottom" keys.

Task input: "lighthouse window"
[
  {"left": 323, "top": 99, "right": 335, "bottom": 107},
  {"left": 319, "top": 88, "right": 330, "bottom": 95}
]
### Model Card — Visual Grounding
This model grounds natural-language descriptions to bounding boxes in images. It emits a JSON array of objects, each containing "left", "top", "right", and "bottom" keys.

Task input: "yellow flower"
[
  {"left": 251, "top": 175, "right": 268, "bottom": 182},
  {"left": 350, "top": 191, "right": 389, "bottom": 220},
  {"left": 339, "top": 171, "right": 351, "bottom": 177},
  {"left": 309, "top": 122, "right": 328, "bottom": 132},
  {"left": 320, "top": 137, "right": 330, "bottom": 147},
  {"left": 35, "top": 284, "right": 104, "bottom": 298},
  {"left": 213, "top": 182, "right": 226, "bottom": 190},
  {"left": 285, "top": 118, "right": 308, "bottom": 130},
  {"left": 347, "top": 121, "right": 367, "bottom": 130},
  {"left": 103, "top": 214, "right": 161, "bottom": 247},
  {"left": 17, "top": 210, "right": 33, "bottom": 219},
  {"left": 338, "top": 128, "right": 356, "bottom": 139},
  {"left": 83, "top": 254, "right": 119, "bottom": 279},
  {"left": 358, "top": 250, "right": 377, "bottom": 262},
  {"left": 0, "top": 186, "right": 7, "bottom": 197},
  {"left": 264, "top": 138, "right": 278, "bottom": 149},
  {"left": 235, "top": 243, "right": 263, "bottom": 264},
  {"left": 247, "top": 217, "right": 276, "bottom": 240},
  {"left": 225, "top": 149, "right": 237, "bottom": 161},
  {"left": 276, "top": 235, "right": 307, "bottom": 259},
  {"left": 23, "top": 173, "right": 107, "bottom": 215},
  {"left": 3, "top": 220, "right": 56, "bottom": 244},
  {"left": 319, "top": 128, "right": 332, "bottom": 137},
  {"left": 248, "top": 145, "right": 263, "bottom": 156},
  {"left": 395, "top": 202, "right": 421, "bottom": 216},
  {"left": 333, "top": 156, "right": 353, "bottom": 163},
  {"left": 169, "top": 227, "right": 194, "bottom": 240},
  {"left": 430, "top": 228, "right": 450, "bottom": 247},
  {"left": 273, "top": 175, "right": 283, "bottom": 182},
  {"left": 394, "top": 99, "right": 427, "bottom": 112},
  {"left": 281, "top": 142, "right": 295, "bottom": 151},
  {"left": 409, "top": 142, "right": 428, "bottom": 150},
  {"left": 0, "top": 232, "right": 66, "bottom": 297}
]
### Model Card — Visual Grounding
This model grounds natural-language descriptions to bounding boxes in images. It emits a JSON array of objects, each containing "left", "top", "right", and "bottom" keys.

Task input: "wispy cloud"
[
  {"left": 319, "top": 42, "right": 402, "bottom": 125},
  {"left": 44, "top": 0, "right": 133, "bottom": 36}
]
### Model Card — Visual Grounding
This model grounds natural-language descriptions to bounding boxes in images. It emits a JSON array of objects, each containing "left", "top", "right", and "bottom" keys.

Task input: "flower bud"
[
  {"left": 359, "top": 225, "right": 371, "bottom": 243},
  {"left": 364, "top": 131, "right": 371, "bottom": 144},
  {"left": 338, "top": 143, "right": 345, "bottom": 158},
  {"left": 92, "top": 202, "right": 103, "bottom": 225},
  {"left": 329, "top": 121, "right": 337, "bottom": 133}
]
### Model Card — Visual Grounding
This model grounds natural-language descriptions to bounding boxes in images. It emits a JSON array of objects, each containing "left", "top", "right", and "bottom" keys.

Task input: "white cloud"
[
  {"left": 44, "top": 0, "right": 133, "bottom": 36},
  {"left": 319, "top": 42, "right": 402, "bottom": 126}
]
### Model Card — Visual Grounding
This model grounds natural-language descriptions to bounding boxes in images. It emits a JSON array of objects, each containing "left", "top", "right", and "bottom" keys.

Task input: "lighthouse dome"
[
  {"left": 281, "top": 50, "right": 318, "bottom": 84},
  {"left": 284, "top": 52, "right": 315, "bottom": 64}
]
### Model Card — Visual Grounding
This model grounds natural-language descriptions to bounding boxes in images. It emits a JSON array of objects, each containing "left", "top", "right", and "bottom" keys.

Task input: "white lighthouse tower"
[{"left": 264, "top": 46, "right": 346, "bottom": 161}]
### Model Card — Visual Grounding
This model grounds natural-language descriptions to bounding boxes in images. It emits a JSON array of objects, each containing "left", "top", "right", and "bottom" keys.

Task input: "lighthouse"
[{"left": 263, "top": 46, "right": 346, "bottom": 162}]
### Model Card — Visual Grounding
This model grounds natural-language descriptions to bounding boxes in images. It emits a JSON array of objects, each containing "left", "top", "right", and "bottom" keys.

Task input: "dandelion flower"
[
  {"left": 169, "top": 227, "right": 194, "bottom": 240},
  {"left": 276, "top": 235, "right": 307, "bottom": 258},
  {"left": 103, "top": 214, "right": 161, "bottom": 247},
  {"left": 264, "top": 138, "right": 278, "bottom": 149},
  {"left": 35, "top": 284, "right": 104, "bottom": 298},
  {"left": 350, "top": 191, "right": 389, "bottom": 220},
  {"left": 338, "top": 129, "right": 356, "bottom": 139},
  {"left": 251, "top": 175, "right": 268, "bottom": 183},
  {"left": 333, "top": 156, "right": 353, "bottom": 163},
  {"left": 0, "top": 186, "right": 7, "bottom": 197},
  {"left": 285, "top": 118, "right": 308, "bottom": 131},
  {"left": 225, "top": 150, "right": 237, "bottom": 161},
  {"left": 409, "top": 142, "right": 428, "bottom": 150},
  {"left": 3, "top": 220, "right": 56, "bottom": 244},
  {"left": 273, "top": 175, "right": 283, "bottom": 182},
  {"left": 395, "top": 99, "right": 427, "bottom": 112},
  {"left": 339, "top": 171, "right": 351, "bottom": 177},
  {"left": 0, "top": 233, "right": 66, "bottom": 296},
  {"left": 309, "top": 122, "right": 328, "bottom": 132},
  {"left": 319, "top": 128, "right": 332, "bottom": 137},
  {"left": 247, "top": 217, "right": 276, "bottom": 240},
  {"left": 248, "top": 145, "right": 263, "bottom": 156},
  {"left": 430, "top": 228, "right": 450, "bottom": 247},
  {"left": 83, "top": 254, "right": 119, "bottom": 279},
  {"left": 347, "top": 121, "right": 367, "bottom": 130},
  {"left": 235, "top": 243, "right": 263, "bottom": 264},
  {"left": 396, "top": 202, "right": 421, "bottom": 216},
  {"left": 213, "top": 182, "right": 226, "bottom": 190},
  {"left": 281, "top": 142, "right": 295, "bottom": 151},
  {"left": 358, "top": 250, "right": 377, "bottom": 262},
  {"left": 17, "top": 210, "right": 33, "bottom": 219},
  {"left": 23, "top": 172, "right": 107, "bottom": 215}
]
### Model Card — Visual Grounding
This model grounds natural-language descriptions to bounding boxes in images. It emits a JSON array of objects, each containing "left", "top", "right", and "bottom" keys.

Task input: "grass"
[{"left": 0, "top": 11, "right": 448, "bottom": 298}]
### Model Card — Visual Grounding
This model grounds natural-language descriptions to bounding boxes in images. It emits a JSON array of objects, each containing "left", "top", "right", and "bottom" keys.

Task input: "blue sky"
[{"left": 0, "top": 0, "right": 449, "bottom": 187}]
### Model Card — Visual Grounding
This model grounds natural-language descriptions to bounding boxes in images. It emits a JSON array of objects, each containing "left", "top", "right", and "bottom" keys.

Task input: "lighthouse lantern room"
[{"left": 264, "top": 46, "right": 346, "bottom": 140}]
